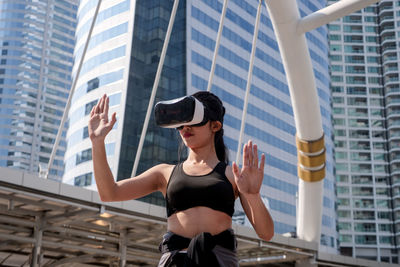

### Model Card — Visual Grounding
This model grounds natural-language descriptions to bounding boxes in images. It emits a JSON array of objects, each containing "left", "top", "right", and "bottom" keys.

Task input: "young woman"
[{"left": 89, "top": 91, "right": 274, "bottom": 266}]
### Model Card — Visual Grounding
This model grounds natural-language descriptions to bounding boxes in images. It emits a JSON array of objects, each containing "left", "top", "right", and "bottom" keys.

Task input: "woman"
[{"left": 89, "top": 91, "right": 274, "bottom": 266}]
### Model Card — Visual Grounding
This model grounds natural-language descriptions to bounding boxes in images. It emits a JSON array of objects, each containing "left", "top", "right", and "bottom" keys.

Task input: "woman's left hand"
[{"left": 233, "top": 140, "right": 265, "bottom": 195}]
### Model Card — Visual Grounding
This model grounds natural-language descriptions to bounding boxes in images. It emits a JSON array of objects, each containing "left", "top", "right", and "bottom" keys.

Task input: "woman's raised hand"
[
  {"left": 232, "top": 140, "right": 265, "bottom": 196},
  {"left": 88, "top": 94, "right": 117, "bottom": 142}
]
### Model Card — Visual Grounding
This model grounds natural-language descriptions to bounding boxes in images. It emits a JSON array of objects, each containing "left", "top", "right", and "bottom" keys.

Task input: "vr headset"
[{"left": 154, "top": 96, "right": 208, "bottom": 129}]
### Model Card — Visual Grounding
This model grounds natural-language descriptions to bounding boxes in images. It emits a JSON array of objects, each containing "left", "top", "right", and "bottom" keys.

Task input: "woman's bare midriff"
[{"left": 167, "top": 206, "right": 232, "bottom": 238}]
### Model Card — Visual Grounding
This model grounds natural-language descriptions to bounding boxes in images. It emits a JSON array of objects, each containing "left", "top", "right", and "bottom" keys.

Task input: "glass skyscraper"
[
  {"left": 329, "top": 0, "right": 399, "bottom": 263},
  {"left": 65, "top": 0, "right": 337, "bottom": 252},
  {"left": 0, "top": 0, "right": 78, "bottom": 181}
]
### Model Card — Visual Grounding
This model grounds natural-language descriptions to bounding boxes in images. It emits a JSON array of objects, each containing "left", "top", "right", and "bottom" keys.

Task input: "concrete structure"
[
  {"left": 328, "top": 0, "right": 399, "bottom": 263},
  {"left": 0, "top": 0, "right": 79, "bottom": 181},
  {"left": 1, "top": 167, "right": 398, "bottom": 267}
]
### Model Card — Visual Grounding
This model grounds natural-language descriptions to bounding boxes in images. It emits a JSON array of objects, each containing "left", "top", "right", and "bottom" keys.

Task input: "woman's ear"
[{"left": 211, "top": 121, "right": 222, "bottom": 132}]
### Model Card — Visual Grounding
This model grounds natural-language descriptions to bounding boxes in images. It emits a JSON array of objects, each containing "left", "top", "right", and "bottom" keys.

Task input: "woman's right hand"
[{"left": 88, "top": 94, "right": 117, "bottom": 142}]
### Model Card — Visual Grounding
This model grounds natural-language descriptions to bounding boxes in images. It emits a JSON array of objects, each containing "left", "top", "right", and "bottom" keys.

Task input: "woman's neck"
[{"left": 186, "top": 145, "right": 219, "bottom": 166}]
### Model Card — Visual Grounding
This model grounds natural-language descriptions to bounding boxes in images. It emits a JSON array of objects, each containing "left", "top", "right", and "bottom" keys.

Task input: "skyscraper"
[
  {"left": 65, "top": 0, "right": 337, "bottom": 252},
  {"left": 0, "top": 0, "right": 78, "bottom": 181},
  {"left": 328, "top": 0, "right": 399, "bottom": 263}
]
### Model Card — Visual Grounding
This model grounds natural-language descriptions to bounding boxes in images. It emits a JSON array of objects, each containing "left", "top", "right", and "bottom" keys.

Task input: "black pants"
[{"left": 158, "top": 229, "right": 238, "bottom": 267}]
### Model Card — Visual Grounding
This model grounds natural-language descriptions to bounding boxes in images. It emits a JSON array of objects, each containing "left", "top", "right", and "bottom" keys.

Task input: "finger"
[
  {"left": 232, "top": 162, "right": 241, "bottom": 179},
  {"left": 248, "top": 140, "right": 253, "bottom": 165},
  {"left": 104, "top": 96, "right": 110, "bottom": 117},
  {"left": 99, "top": 94, "right": 106, "bottom": 113},
  {"left": 253, "top": 143, "right": 258, "bottom": 167},
  {"left": 109, "top": 112, "right": 117, "bottom": 128},
  {"left": 242, "top": 143, "right": 248, "bottom": 167},
  {"left": 260, "top": 153, "right": 265, "bottom": 171},
  {"left": 90, "top": 105, "right": 96, "bottom": 116},
  {"left": 95, "top": 96, "right": 103, "bottom": 114},
  {"left": 232, "top": 162, "right": 238, "bottom": 175}
]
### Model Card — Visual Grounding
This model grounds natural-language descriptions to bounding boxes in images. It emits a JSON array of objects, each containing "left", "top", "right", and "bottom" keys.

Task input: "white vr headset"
[{"left": 154, "top": 96, "right": 208, "bottom": 129}]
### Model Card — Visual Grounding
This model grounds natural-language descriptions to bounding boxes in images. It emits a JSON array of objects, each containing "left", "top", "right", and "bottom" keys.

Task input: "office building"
[
  {"left": 328, "top": 0, "right": 399, "bottom": 263},
  {"left": 65, "top": 0, "right": 337, "bottom": 252},
  {"left": 0, "top": 0, "right": 78, "bottom": 180}
]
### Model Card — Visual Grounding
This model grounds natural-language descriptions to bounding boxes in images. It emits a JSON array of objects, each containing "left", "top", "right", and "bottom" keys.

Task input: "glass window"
[
  {"left": 379, "top": 236, "right": 393, "bottom": 245},
  {"left": 352, "top": 187, "right": 373, "bottom": 196},
  {"left": 330, "top": 44, "right": 341, "bottom": 52},
  {"left": 373, "top": 141, "right": 386, "bottom": 150},
  {"left": 331, "top": 65, "right": 343, "bottom": 72},
  {"left": 333, "top": 96, "right": 344, "bottom": 104},
  {"left": 331, "top": 86, "right": 344, "bottom": 92},
  {"left": 338, "top": 222, "right": 351, "bottom": 230},
  {"left": 329, "top": 55, "right": 342, "bottom": 61},
  {"left": 335, "top": 140, "right": 347, "bottom": 148},
  {"left": 328, "top": 24, "right": 340, "bottom": 31},
  {"left": 334, "top": 118, "right": 346, "bottom": 126},
  {"left": 348, "top": 119, "right": 368, "bottom": 127},
  {"left": 332, "top": 75, "right": 343, "bottom": 82},
  {"left": 329, "top": 34, "right": 341, "bottom": 41},
  {"left": 335, "top": 129, "right": 346, "bottom": 137},
  {"left": 378, "top": 211, "right": 392, "bottom": 220},
  {"left": 338, "top": 198, "right": 350, "bottom": 206},
  {"left": 74, "top": 172, "right": 92, "bottom": 186},
  {"left": 338, "top": 210, "right": 351, "bottom": 218},
  {"left": 346, "top": 66, "right": 365, "bottom": 74},
  {"left": 353, "top": 210, "right": 375, "bottom": 220},
  {"left": 347, "top": 86, "right": 366, "bottom": 94},
  {"left": 336, "top": 151, "right": 348, "bottom": 159},
  {"left": 349, "top": 130, "right": 369, "bottom": 138},
  {"left": 352, "top": 175, "right": 372, "bottom": 184},
  {"left": 348, "top": 108, "right": 367, "bottom": 116},
  {"left": 339, "top": 234, "right": 352, "bottom": 243},
  {"left": 376, "top": 199, "right": 390, "bottom": 208},
  {"left": 349, "top": 141, "right": 370, "bottom": 150},
  {"left": 353, "top": 199, "right": 374, "bottom": 208},
  {"left": 354, "top": 223, "right": 375, "bottom": 232},
  {"left": 336, "top": 175, "right": 349, "bottom": 183},
  {"left": 373, "top": 153, "right": 387, "bottom": 161},
  {"left": 337, "top": 186, "right": 350, "bottom": 194},
  {"left": 350, "top": 152, "right": 371, "bottom": 161},
  {"left": 355, "top": 235, "right": 376, "bottom": 244},
  {"left": 379, "top": 224, "right": 393, "bottom": 232},
  {"left": 347, "top": 97, "right": 366, "bottom": 106},
  {"left": 333, "top": 107, "right": 345, "bottom": 114},
  {"left": 376, "top": 188, "right": 389, "bottom": 196}
]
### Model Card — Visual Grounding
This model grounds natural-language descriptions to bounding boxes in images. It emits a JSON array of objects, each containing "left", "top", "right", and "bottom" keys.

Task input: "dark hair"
[{"left": 192, "top": 91, "right": 229, "bottom": 164}]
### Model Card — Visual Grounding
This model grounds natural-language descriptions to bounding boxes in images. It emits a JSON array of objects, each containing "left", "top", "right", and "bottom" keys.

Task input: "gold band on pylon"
[
  {"left": 297, "top": 149, "right": 326, "bottom": 168},
  {"left": 296, "top": 134, "right": 325, "bottom": 153},
  {"left": 296, "top": 134, "right": 326, "bottom": 182},
  {"left": 297, "top": 165, "right": 325, "bottom": 182}
]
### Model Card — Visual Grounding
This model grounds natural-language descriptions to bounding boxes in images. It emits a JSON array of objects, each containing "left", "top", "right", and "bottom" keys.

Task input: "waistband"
[{"left": 159, "top": 228, "right": 236, "bottom": 253}]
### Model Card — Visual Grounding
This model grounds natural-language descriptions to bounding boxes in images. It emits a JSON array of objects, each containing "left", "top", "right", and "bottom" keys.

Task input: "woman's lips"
[{"left": 183, "top": 132, "right": 193, "bottom": 138}]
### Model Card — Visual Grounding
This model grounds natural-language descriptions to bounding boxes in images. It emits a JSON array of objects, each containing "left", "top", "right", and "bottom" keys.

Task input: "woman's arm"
[
  {"left": 232, "top": 140, "right": 274, "bottom": 241},
  {"left": 89, "top": 94, "right": 170, "bottom": 202}
]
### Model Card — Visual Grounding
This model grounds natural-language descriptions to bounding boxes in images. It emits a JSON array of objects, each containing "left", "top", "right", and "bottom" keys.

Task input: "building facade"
[
  {"left": 328, "top": 0, "right": 399, "bottom": 263},
  {"left": 0, "top": 0, "right": 78, "bottom": 181},
  {"left": 65, "top": 0, "right": 337, "bottom": 252}
]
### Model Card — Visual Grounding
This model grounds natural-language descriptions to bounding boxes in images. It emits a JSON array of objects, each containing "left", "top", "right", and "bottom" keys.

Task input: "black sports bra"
[{"left": 165, "top": 162, "right": 235, "bottom": 217}]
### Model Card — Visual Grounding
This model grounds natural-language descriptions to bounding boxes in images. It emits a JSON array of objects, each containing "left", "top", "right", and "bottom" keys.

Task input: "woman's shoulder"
[{"left": 151, "top": 163, "right": 176, "bottom": 175}]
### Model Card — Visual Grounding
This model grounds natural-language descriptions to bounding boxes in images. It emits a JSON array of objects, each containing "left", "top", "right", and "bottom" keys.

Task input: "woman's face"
[{"left": 178, "top": 121, "right": 221, "bottom": 149}]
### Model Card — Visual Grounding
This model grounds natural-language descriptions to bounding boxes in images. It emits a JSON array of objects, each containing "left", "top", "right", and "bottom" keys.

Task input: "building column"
[
  {"left": 31, "top": 215, "right": 44, "bottom": 267},
  {"left": 119, "top": 229, "right": 127, "bottom": 267}
]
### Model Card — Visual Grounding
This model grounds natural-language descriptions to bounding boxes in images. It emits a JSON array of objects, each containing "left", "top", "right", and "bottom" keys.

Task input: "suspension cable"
[
  {"left": 235, "top": 0, "right": 263, "bottom": 165},
  {"left": 131, "top": 0, "right": 180, "bottom": 177},
  {"left": 45, "top": 0, "right": 103, "bottom": 179},
  {"left": 206, "top": 0, "right": 229, "bottom": 92}
]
